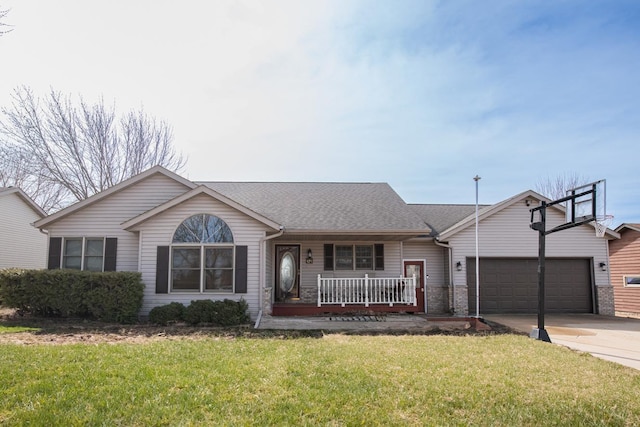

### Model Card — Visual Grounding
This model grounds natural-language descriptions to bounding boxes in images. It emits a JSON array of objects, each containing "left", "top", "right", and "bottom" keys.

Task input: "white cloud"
[{"left": 1, "top": 0, "right": 638, "bottom": 224}]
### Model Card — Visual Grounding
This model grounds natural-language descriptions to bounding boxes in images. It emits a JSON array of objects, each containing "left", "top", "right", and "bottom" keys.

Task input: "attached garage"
[{"left": 467, "top": 258, "right": 594, "bottom": 314}]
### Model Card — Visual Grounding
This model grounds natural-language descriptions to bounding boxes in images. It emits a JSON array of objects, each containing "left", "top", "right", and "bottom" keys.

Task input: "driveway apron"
[{"left": 484, "top": 314, "right": 640, "bottom": 370}]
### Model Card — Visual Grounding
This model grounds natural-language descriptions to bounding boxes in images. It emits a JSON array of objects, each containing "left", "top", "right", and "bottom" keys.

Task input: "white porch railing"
[{"left": 317, "top": 274, "right": 416, "bottom": 307}]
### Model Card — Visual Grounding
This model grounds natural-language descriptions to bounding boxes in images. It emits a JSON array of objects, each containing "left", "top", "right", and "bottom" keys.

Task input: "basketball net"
[{"left": 593, "top": 215, "right": 614, "bottom": 238}]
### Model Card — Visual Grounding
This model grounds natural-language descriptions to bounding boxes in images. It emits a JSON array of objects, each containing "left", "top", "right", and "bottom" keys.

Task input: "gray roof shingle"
[
  {"left": 409, "top": 204, "right": 490, "bottom": 235},
  {"left": 198, "top": 181, "right": 429, "bottom": 232}
]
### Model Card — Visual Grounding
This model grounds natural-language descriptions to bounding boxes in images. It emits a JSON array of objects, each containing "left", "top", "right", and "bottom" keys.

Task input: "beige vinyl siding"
[
  {"left": 134, "top": 194, "right": 273, "bottom": 317},
  {"left": 403, "top": 240, "right": 449, "bottom": 313},
  {"left": 45, "top": 174, "right": 191, "bottom": 272},
  {"left": 295, "top": 241, "right": 404, "bottom": 280},
  {"left": 609, "top": 229, "right": 640, "bottom": 315},
  {"left": 264, "top": 243, "right": 273, "bottom": 294},
  {"left": 0, "top": 193, "right": 46, "bottom": 269},
  {"left": 402, "top": 241, "right": 445, "bottom": 286},
  {"left": 448, "top": 202, "right": 610, "bottom": 290}
]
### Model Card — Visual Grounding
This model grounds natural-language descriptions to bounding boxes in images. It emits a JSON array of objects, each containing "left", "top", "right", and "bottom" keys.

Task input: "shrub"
[
  {"left": 0, "top": 269, "right": 143, "bottom": 323},
  {"left": 183, "top": 299, "right": 250, "bottom": 326},
  {"left": 213, "top": 299, "right": 250, "bottom": 326},
  {"left": 184, "top": 300, "right": 217, "bottom": 325},
  {"left": 149, "top": 302, "right": 186, "bottom": 326}
]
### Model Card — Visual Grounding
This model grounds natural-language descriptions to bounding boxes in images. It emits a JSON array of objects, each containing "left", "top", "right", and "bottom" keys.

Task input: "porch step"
[
  {"left": 271, "top": 303, "right": 420, "bottom": 316},
  {"left": 328, "top": 315, "right": 387, "bottom": 322}
]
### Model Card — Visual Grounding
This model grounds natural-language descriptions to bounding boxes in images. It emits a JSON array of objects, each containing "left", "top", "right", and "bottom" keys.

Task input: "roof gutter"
[
  {"left": 255, "top": 227, "right": 285, "bottom": 328},
  {"left": 281, "top": 229, "right": 430, "bottom": 235},
  {"left": 434, "top": 238, "right": 455, "bottom": 314}
]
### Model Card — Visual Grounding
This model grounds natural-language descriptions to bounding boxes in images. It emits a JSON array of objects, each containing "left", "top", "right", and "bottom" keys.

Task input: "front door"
[
  {"left": 275, "top": 245, "right": 300, "bottom": 302},
  {"left": 404, "top": 260, "right": 425, "bottom": 312}
]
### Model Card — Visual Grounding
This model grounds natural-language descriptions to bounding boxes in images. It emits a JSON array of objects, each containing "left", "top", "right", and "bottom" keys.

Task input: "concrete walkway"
[
  {"left": 256, "top": 314, "right": 474, "bottom": 332},
  {"left": 484, "top": 314, "right": 640, "bottom": 370}
]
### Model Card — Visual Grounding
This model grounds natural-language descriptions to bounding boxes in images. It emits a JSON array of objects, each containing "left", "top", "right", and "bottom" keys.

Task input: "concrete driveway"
[{"left": 484, "top": 314, "right": 640, "bottom": 370}]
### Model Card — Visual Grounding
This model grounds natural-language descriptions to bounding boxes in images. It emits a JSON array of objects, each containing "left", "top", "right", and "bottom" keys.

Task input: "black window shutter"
[
  {"left": 324, "top": 244, "right": 334, "bottom": 270},
  {"left": 374, "top": 244, "right": 384, "bottom": 270},
  {"left": 156, "top": 246, "right": 169, "bottom": 294},
  {"left": 48, "top": 237, "right": 62, "bottom": 270},
  {"left": 235, "top": 245, "right": 248, "bottom": 293},
  {"left": 104, "top": 238, "right": 117, "bottom": 271}
]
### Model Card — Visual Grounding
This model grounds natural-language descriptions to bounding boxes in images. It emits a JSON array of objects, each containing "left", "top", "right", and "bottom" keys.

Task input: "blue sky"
[{"left": 1, "top": 1, "right": 638, "bottom": 226}]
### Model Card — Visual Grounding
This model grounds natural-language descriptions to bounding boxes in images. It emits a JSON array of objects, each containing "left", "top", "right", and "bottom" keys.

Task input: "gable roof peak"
[
  {"left": 35, "top": 166, "right": 196, "bottom": 228},
  {"left": 0, "top": 186, "right": 46, "bottom": 217}
]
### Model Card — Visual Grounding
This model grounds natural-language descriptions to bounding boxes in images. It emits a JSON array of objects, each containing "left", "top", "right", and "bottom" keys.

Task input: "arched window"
[
  {"left": 171, "top": 214, "right": 235, "bottom": 292},
  {"left": 172, "top": 214, "right": 233, "bottom": 244}
]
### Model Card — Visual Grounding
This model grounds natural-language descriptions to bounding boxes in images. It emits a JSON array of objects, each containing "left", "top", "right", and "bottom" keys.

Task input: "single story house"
[
  {"left": 0, "top": 187, "right": 47, "bottom": 269},
  {"left": 34, "top": 166, "right": 617, "bottom": 319},
  {"left": 608, "top": 224, "right": 640, "bottom": 318}
]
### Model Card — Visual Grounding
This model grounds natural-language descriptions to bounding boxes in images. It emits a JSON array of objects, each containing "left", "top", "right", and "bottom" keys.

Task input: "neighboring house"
[
  {"left": 608, "top": 224, "right": 640, "bottom": 318},
  {"left": 33, "top": 166, "right": 617, "bottom": 319},
  {"left": 0, "top": 187, "right": 47, "bottom": 269}
]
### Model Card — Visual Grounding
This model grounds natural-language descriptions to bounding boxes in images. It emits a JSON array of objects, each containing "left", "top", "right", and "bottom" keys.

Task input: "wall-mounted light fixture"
[
  {"left": 306, "top": 249, "right": 313, "bottom": 264},
  {"left": 456, "top": 261, "right": 462, "bottom": 271},
  {"left": 599, "top": 262, "right": 607, "bottom": 271}
]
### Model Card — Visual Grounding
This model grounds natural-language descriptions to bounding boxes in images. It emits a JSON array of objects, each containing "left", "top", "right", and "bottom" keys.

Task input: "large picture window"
[{"left": 171, "top": 214, "right": 235, "bottom": 292}]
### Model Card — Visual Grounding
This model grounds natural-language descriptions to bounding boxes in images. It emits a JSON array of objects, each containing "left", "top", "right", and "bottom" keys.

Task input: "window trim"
[
  {"left": 169, "top": 214, "right": 236, "bottom": 294},
  {"left": 62, "top": 237, "right": 106, "bottom": 271},
  {"left": 355, "top": 245, "right": 373, "bottom": 270},
  {"left": 170, "top": 244, "right": 236, "bottom": 293},
  {"left": 335, "top": 245, "right": 354, "bottom": 270},
  {"left": 623, "top": 276, "right": 640, "bottom": 287},
  {"left": 323, "top": 244, "right": 384, "bottom": 271}
]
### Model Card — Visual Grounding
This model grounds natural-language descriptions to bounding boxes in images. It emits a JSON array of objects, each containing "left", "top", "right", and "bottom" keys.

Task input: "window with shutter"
[{"left": 169, "top": 214, "right": 238, "bottom": 293}]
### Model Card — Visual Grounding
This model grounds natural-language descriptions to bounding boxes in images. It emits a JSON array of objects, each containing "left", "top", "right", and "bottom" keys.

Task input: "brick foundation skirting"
[
  {"left": 596, "top": 285, "right": 615, "bottom": 316},
  {"left": 453, "top": 285, "right": 468, "bottom": 316}
]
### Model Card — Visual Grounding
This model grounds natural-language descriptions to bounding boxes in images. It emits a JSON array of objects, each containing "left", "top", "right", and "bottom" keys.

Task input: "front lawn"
[{"left": 0, "top": 334, "right": 638, "bottom": 426}]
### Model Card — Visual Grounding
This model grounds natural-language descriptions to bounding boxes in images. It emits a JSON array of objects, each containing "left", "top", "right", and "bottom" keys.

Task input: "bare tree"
[
  {"left": 0, "top": 143, "right": 68, "bottom": 212},
  {"left": 0, "top": 86, "right": 186, "bottom": 212},
  {"left": 0, "top": 7, "right": 11, "bottom": 36},
  {"left": 535, "top": 172, "right": 590, "bottom": 201}
]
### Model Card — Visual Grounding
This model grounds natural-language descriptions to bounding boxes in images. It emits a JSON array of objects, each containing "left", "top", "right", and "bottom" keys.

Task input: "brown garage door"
[{"left": 467, "top": 258, "right": 593, "bottom": 314}]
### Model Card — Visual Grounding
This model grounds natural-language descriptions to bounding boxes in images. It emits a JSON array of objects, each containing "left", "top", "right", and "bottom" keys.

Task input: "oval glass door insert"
[{"left": 280, "top": 252, "right": 296, "bottom": 293}]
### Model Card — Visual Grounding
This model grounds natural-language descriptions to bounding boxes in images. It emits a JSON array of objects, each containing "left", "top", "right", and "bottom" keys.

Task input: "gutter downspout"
[
  {"left": 255, "top": 227, "right": 285, "bottom": 329},
  {"left": 434, "top": 239, "right": 455, "bottom": 314},
  {"left": 602, "top": 236, "right": 612, "bottom": 315},
  {"left": 37, "top": 226, "right": 49, "bottom": 269}
]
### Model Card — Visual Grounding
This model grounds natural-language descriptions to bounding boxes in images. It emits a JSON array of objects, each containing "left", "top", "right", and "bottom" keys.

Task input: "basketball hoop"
[{"left": 593, "top": 215, "right": 614, "bottom": 238}]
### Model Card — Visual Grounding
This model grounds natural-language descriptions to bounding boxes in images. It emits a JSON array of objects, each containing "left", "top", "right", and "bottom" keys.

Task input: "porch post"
[
  {"left": 364, "top": 274, "right": 369, "bottom": 307},
  {"left": 413, "top": 274, "right": 417, "bottom": 306},
  {"left": 317, "top": 274, "right": 321, "bottom": 307}
]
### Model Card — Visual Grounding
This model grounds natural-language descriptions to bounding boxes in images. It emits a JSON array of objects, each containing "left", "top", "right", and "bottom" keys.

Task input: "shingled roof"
[
  {"left": 615, "top": 223, "right": 640, "bottom": 233},
  {"left": 409, "top": 204, "right": 490, "bottom": 235},
  {"left": 198, "top": 181, "right": 429, "bottom": 233}
]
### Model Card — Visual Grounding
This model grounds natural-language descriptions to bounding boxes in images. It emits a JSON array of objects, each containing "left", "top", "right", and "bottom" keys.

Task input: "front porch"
[{"left": 272, "top": 274, "right": 419, "bottom": 316}]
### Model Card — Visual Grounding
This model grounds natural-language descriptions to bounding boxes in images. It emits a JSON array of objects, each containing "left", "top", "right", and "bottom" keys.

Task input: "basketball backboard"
[{"left": 565, "top": 179, "right": 606, "bottom": 225}]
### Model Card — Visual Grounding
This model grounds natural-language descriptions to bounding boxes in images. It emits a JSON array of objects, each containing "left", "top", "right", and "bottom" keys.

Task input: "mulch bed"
[{"left": 0, "top": 308, "right": 520, "bottom": 345}]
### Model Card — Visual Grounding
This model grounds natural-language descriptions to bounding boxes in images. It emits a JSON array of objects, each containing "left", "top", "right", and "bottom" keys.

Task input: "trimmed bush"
[
  {"left": 184, "top": 300, "right": 217, "bottom": 325},
  {"left": 214, "top": 299, "right": 250, "bottom": 326},
  {"left": 149, "top": 302, "right": 186, "bottom": 326},
  {"left": 183, "top": 299, "right": 250, "bottom": 326},
  {"left": 0, "top": 269, "right": 143, "bottom": 323}
]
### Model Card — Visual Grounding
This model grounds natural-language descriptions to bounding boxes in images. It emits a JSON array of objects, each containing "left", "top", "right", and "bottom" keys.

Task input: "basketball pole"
[{"left": 530, "top": 202, "right": 551, "bottom": 342}]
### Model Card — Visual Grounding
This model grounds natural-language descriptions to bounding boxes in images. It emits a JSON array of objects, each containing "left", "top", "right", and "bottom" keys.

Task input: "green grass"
[
  {"left": 0, "top": 325, "right": 40, "bottom": 334},
  {"left": 0, "top": 334, "right": 638, "bottom": 426}
]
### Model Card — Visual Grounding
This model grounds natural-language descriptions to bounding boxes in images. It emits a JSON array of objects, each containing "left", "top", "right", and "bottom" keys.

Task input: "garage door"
[{"left": 467, "top": 258, "right": 593, "bottom": 314}]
